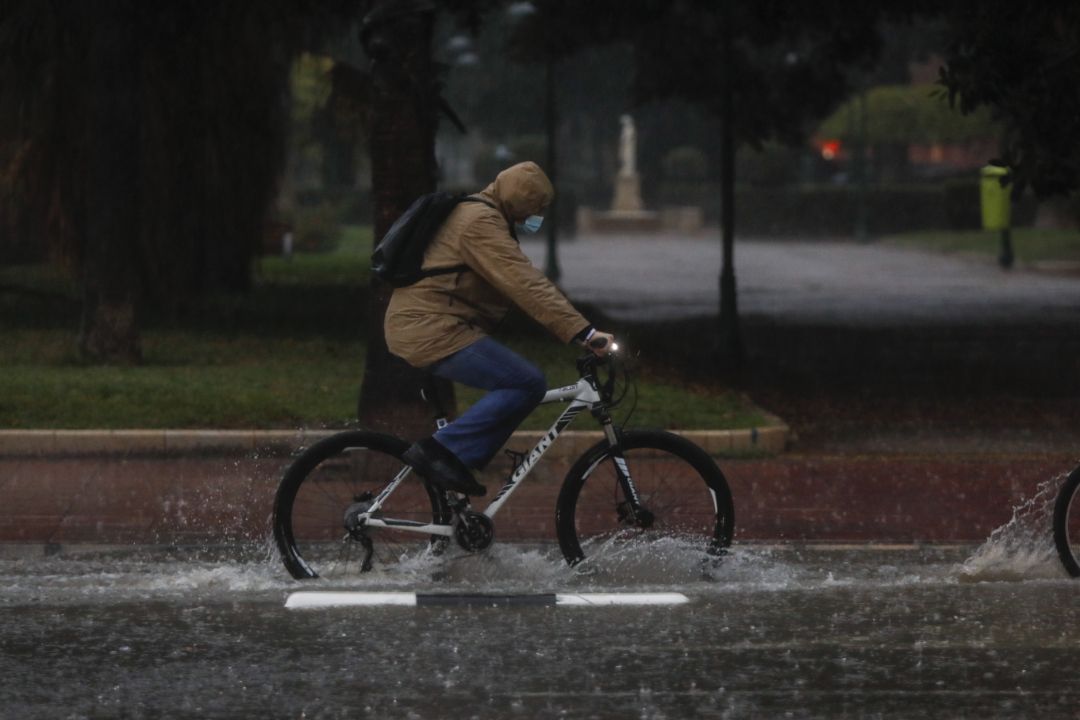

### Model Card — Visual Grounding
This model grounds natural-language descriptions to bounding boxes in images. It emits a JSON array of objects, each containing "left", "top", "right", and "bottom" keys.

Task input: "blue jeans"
[{"left": 429, "top": 337, "right": 547, "bottom": 470}]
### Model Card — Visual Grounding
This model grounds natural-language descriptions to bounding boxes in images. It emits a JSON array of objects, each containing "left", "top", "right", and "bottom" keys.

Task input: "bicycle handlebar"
[
  {"left": 576, "top": 347, "right": 613, "bottom": 373},
  {"left": 588, "top": 336, "right": 618, "bottom": 352},
  {"left": 576, "top": 343, "right": 622, "bottom": 405}
]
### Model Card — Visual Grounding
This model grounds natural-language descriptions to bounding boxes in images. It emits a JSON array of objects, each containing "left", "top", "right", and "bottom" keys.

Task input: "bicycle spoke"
[
  {"left": 556, "top": 431, "right": 734, "bottom": 567},
  {"left": 274, "top": 432, "right": 451, "bottom": 579}
]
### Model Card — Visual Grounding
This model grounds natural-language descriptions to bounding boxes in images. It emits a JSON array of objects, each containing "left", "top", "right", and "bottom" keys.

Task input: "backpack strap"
[
  {"left": 462, "top": 195, "right": 519, "bottom": 241},
  {"left": 463, "top": 195, "right": 497, "bottom": 210},
  {"left": 416, "top": 196, "right": 509, "bottom": 280}
]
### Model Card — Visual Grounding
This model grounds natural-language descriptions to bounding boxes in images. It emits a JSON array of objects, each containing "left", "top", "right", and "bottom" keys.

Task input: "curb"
[
  {"left": 0, "top": 424, "right": 790, "bottom": 459},
  {"left": 0, "top": 429, "right": 331, "bottom": 456}
]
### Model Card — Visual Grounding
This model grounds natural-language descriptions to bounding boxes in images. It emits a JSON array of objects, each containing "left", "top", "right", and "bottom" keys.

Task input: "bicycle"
[
  {"left": 272, "top": 348, "right": 735, "bottom": 580},
  {"left": 1053, "top": 464, "right": 1080, "bottom": 577}
]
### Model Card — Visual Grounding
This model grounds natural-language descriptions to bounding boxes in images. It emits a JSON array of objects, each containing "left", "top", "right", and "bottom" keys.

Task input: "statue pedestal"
[
  {"left": 576, "top": 171, "right": 660, "bottom": 233},
  {"left": 576, "top": 205, "right": 705, "bottom": 235},
  {"left": 612, "top": 173, "right": 645, "bottom": 213},
  {"left": 576, "top": 207, "right": 660, "bottom": 234}
]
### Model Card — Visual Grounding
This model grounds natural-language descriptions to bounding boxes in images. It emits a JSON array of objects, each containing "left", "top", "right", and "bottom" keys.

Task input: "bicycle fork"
[{"left": 599, "top": 416, "right": 655, "bottom": 529}]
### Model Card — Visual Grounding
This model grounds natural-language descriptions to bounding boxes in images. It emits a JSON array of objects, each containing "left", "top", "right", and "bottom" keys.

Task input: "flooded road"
[{"left": 2, "top": 536, "right": 1078, "bottom": 719}]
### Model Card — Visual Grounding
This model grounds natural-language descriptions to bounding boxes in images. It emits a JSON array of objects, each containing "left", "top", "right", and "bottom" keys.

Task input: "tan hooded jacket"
[{"left": 384, "top": 162, "right": 591, "bottom": 368}]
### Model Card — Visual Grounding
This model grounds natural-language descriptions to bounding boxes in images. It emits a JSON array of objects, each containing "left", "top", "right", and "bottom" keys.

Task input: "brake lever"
[
  {"left": 588, "top": 337, "right": 620, "bottom": 353},
  {"left": 577, "top": 338, "right": 621, "bottom": 397}
]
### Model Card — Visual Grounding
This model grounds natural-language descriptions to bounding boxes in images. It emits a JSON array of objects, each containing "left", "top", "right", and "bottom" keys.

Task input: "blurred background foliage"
[
  {"left": 5, "top": 1, "right": 1076, "bottom": 302},
  {"left": 276, "top": 4, "right": 1076, "bottom": 250},
  {"left": 819, "top": 85, "right": 999, "bottom": 146}
]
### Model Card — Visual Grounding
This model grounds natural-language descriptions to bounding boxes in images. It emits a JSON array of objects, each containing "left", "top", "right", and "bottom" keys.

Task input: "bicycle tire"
[
  {"left": 555, "top": 430, "right": 735, "bottom": 567},
  {"left": 1053, "top": 465, "right": 1080, "bottom": 578},
  {"left": 273, "top": 430, "right": 450, "bottom": 580}
]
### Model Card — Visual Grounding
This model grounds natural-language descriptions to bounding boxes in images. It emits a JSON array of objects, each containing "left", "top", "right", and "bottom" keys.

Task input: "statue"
[
  {"left": 575, "top": 113, "right": 700, "bottom": 233},
  {"left": 612, "top": 114, "right": 644, "bottom": 212},
  {"left": 618, "top": 115, "right": 637, "bottom": 177}
]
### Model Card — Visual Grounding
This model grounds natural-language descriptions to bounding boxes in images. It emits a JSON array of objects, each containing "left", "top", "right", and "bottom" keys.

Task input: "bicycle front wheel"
[
  {"left": 555, "top": 430, "right": 735, "bottom": 567},
  {"left": 1053, "top": 465, "right": 1080, "bottom": 578},
  {"left": 273, "top": 431, "right": 450, "bottom": 580}
]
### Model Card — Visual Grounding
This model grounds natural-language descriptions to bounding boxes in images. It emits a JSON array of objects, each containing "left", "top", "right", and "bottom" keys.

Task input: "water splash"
[
  {"left": 570, "top": 535, "right": 728, "bottom": 588},
  {"left": 959, "top": 474, "right": 1068, "bottom": 581},
  {"left": 0, "top": 554, "right": 293, "bottom": 607},
  {"left": 411, "top": 544, "right": 575, "bottom": 590}
]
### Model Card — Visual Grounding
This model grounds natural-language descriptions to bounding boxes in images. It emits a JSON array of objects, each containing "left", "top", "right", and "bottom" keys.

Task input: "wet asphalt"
[
  {"left": 523, "top": 234, "right": 1080, "bottom": 324},
  {"left": 3, "top": 543, "right": 1079, "bottom": 719}
]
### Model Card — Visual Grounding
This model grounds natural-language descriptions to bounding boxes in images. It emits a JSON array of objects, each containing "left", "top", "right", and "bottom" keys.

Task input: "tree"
[
  {"left": 81, "top": 1, "right": 142, "bottom": 362},
  {"left": 0, "top": 0, "right": 300, "bottom": 362},
  {"left": 938, "top": 2, "right": 1080, "bottom": 199},
  {"left": 352, "top": 2, "right": 445, "bottom": 435},
  {"left": 347, "top": 0, "right": 500, "bottom": 437},
  {"left": 1, "top": 0, "right": 507, "bottom": 432},
  {"left": 819, "top": 84, "right": 1000, "bottom": 146}
]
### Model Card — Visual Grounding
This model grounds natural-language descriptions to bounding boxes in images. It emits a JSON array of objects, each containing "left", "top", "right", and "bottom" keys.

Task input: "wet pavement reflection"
[{"left": 2, "top": 537, "right": 1078, "bottom": 719}]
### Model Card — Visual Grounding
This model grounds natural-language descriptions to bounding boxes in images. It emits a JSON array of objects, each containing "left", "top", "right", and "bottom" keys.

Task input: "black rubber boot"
[{"left": 403, "top": 438, "right": 487, "bottom": 497}]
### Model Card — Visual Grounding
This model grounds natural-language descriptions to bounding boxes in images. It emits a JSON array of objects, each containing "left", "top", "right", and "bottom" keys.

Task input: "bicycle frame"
[{"left": 356, "top": 376, "right": 611, "bottom": 538}]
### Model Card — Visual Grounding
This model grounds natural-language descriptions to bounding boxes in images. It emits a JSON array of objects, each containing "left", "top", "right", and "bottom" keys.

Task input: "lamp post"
[
  {"left": 543, "top": 51, "right": 561, "bottom": 281},
  {"left": 854, "top": 90, "right": 869, "bottom": 243},
  {"left": 507, "top": 1, "right": 561, "bottom": 280}
]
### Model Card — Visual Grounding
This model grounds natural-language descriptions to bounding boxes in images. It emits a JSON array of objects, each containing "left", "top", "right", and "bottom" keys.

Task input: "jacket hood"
[{"left": 483, "top": 161, "right": 554, "bottom": 221}]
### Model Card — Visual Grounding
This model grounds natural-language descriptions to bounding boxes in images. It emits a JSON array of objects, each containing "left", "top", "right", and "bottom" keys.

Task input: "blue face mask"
[{"left": 519, "top": 215, "right": 544, "bottom": 234}]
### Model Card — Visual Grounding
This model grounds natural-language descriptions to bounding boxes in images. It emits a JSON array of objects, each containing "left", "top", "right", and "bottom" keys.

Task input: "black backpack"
[{"left": 370, "top": 192, "right": 495, "bottom": 288}]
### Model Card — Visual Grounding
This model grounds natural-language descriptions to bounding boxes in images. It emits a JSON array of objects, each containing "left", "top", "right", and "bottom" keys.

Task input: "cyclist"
[{"left": 385, "top": 161, "right": 614, "bottom": 496}]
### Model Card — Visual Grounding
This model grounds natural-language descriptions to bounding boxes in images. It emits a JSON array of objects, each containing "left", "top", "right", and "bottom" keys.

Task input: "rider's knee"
[{"left": 522, "top": 366, "right": 547, "bottom": 404}]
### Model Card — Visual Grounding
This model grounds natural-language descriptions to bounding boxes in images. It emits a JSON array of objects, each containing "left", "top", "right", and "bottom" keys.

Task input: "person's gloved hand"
[{"left": 584, "top": 331, "right": 617, "bottom": 356}]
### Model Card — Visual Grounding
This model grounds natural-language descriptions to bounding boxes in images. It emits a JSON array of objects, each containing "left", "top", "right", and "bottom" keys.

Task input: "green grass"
[
  {"left": 0, "top": 225, "right": 769, "bottom": 431},
  {"left": 882, "top": 228, "right": 1080, "bottom": 264},
  {"left": 0, "top": 349, "right": 361, "bottom": 428},
  {"left": 256, "top": 224, "right": 373, "bottom": 286}
]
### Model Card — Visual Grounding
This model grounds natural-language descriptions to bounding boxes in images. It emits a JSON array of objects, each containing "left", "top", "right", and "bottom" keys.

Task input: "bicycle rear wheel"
[
  {"left": 555, "top": 430, "right": 734, "bottom": 567},
  {"left": 273, "top": 431, "right": 451, "bottom": 580},
  {"left": 1053, "top": 465, "right": 1080, "bottom": 578}
]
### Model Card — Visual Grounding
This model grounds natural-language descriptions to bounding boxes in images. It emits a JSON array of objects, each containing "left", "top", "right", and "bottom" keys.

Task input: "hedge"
[{"left": 655, "top": 181, "right": 1038, "bottom": 237}]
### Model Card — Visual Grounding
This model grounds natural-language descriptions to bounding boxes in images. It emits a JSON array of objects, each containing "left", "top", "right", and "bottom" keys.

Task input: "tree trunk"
[
  {"left": 356, "top": 4, "right": 454, "bottom": 438},
  {"left": 78, "top": 0, "right": 142, "bottom": 364}
]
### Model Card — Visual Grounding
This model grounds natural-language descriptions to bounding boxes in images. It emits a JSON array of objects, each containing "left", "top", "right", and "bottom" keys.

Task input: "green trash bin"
[
  {"left": 980, "top": 165, "right": 1011, "bottom": 231},
  {"left": 980, "top": 164, "right": 1014, "bottom": 268}
]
